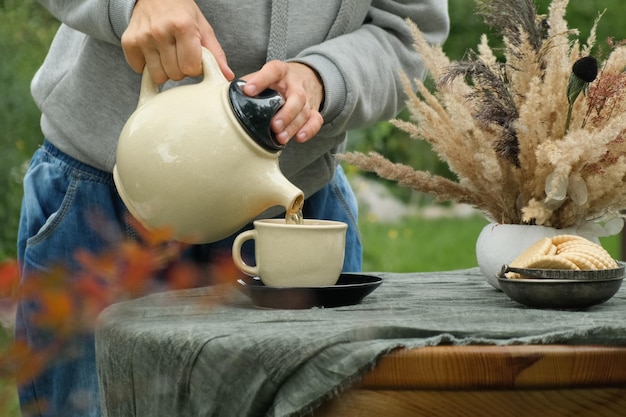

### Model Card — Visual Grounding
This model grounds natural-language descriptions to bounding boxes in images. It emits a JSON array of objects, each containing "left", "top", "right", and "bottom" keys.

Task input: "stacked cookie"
[{"left": 507, "top": 235, "right": 617, "bottom": 277}]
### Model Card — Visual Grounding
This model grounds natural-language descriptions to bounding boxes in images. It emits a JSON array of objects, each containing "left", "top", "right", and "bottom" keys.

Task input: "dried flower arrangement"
[{"left": 340, "top": 0, "right": 626, "bottom": 236}]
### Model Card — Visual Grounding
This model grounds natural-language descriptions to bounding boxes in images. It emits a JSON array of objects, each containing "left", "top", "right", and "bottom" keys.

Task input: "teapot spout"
[{"left": 274, "top": 179, "right": 305, "bottom": 218}]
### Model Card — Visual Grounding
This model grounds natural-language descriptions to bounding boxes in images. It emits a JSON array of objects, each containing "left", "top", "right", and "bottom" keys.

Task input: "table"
[
  {"left": 314, "top": 345, "right": 626, "bottom": 417},
  {"left": 96, "top": 268, "right": 626, "bottom": 417}
]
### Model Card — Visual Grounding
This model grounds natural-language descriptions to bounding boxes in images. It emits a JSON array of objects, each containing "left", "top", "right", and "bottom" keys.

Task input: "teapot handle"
[{"left": 137, "top": 47, "right": 227, "bottom": 108}]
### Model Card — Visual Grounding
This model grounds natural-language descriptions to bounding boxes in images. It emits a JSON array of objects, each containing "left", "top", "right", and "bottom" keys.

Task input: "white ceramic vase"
[{"left": 475, "top": 223, "right": 599, "bottom": 290}]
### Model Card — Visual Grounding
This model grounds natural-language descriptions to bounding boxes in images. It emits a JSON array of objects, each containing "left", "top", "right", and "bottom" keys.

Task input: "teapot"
[{"left": 113, "top": 48, "right": 304, "bottom": 244}]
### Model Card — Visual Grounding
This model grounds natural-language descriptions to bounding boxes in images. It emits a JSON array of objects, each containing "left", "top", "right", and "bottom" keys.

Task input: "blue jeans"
[{"left": 16, "top": 140, "right": 362, "bottom": 417}]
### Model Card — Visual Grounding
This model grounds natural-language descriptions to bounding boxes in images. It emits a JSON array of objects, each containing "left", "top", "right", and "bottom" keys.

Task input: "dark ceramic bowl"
[{"left": 496, "top": 274, "right": 623, "bottom": 310}]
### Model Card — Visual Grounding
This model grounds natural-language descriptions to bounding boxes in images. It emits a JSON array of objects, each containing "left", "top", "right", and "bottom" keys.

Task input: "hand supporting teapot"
[{"left": 113, "top": 48, "right": 304, "bottom": 243}]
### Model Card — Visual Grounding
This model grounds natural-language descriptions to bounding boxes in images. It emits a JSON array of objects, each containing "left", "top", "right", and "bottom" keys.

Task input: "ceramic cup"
[{"left": 231, "top": 219, "right": 347, "bottom": 287}]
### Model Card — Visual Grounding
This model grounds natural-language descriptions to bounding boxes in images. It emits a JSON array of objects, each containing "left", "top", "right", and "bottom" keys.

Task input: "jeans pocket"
[{"left": 23, "top": 167, "right": 79, "bottom": 251}]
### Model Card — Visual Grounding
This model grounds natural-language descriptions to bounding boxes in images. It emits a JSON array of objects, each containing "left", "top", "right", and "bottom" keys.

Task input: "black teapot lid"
[{"left": 228, "top": 79, "right": 284, "bottom": 152}]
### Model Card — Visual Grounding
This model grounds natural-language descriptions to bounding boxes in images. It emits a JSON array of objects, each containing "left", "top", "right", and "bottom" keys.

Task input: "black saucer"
[{"left": 235, "top": 273, "right": 383, "bottom": 309}]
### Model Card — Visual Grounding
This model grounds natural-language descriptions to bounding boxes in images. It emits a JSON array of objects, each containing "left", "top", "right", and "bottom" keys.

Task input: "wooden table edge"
[{"left": 356, "top": 344, "right": 626, "bottom": 390}]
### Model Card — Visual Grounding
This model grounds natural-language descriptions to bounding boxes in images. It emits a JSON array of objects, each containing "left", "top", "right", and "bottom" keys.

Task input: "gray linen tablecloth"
[{"left": 95, "top": 268, "right": 626, "bottom": 417}]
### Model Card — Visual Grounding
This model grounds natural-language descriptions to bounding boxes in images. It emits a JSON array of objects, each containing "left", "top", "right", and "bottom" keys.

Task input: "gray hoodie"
[{"left": 31, "top": 0, "right": 449, "bottom": 197}]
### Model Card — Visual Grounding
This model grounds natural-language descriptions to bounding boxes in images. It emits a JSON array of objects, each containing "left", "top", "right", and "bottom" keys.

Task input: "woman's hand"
[
  {"left": 242, "top": 61, "right": 325, "bottom": 144},
  {"left": 121, "top": 0, "right": 234, "bottom": 83}
]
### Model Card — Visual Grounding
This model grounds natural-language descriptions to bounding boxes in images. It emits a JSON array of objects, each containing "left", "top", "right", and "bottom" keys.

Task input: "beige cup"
[{"left": 231, "top": 219, "right": 347, "bottom": 287}]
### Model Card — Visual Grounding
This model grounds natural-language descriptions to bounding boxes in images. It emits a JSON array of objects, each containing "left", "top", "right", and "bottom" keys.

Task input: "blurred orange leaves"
[
  {"left": 0, "top": 340, "right": 52, "bottom": 385},
  {"left": 0, "top": 259, "right": 19, "bottom": 298},
  {"left": 0, "top": 221, "right": 242, "bottom": 384}
]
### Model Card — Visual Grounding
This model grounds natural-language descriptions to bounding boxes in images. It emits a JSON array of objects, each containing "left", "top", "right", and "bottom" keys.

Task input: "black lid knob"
[{"left": 228, "top": 79, "right": 284, "bottom": 152}]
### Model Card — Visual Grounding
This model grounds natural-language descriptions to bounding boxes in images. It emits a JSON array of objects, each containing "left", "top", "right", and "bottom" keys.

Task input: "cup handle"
[{"left": 231, "top": 230, "right": 259, "bottom": 277}]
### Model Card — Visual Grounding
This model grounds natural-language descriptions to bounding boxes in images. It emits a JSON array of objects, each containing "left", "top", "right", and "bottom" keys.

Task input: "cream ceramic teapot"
[{"left": 113, "top": 48, "right": 304, "bottom": 244}]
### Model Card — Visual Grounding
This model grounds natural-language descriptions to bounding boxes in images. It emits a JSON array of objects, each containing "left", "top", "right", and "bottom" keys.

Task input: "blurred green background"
[{"left": 2, "top": 0, "right": 626, "bottom": 263}]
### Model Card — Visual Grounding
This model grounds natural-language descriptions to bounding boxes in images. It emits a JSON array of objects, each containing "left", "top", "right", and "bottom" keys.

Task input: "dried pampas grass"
[{"left": 340, "top": 0, "right": 626, "bottom": 234}]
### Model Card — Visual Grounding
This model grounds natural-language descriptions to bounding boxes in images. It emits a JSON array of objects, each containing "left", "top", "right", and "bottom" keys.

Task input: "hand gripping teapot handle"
[{"left": 137, "top": 47, "right": 227, "bottom": 108}]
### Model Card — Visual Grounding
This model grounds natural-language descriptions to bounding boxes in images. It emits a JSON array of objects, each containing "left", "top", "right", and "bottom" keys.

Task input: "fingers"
[
  {"left": 122, "top": 0, "right": 233, "bottom": 84},
  {"left": 296, "top": 112, "right": 325, "bottom": 142},
  {"left": 199, "top": 25, "right": 234, "bottom": 80},
  {"left": 241, "top": 60, "right": 287, "bottom": 96},
  {"left": 175, "top": 30, "right": 203, "bottom": 78},
  {"left": 122, "top": 7, "right": 197, "bottom": 83},
  {"left": 272, "top": 92, "right": 323, "bottom": 144},
  {"left": 242, "top": 61, "right": 325, "bottom": 144}
]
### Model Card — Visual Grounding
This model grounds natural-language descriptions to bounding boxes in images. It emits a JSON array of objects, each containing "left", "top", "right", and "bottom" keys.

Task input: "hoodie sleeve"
[
  {"left": 35, "top": 0, "right": 136, "bottom": 44},
  {"left": 291, "top": 0, "right": 449, "bottom": 136}
]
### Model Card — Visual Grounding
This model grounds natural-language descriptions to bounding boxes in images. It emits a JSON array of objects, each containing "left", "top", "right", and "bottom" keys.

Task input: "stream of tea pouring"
[{"left": 285, "top": 208, "right": 304, "bottom": 224}]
